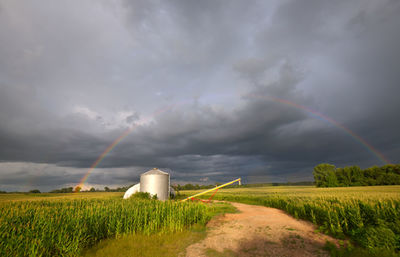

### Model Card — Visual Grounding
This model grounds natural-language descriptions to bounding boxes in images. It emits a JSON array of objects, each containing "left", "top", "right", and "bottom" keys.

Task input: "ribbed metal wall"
[{"left": 140, "top": 168, "right": 169, "bottom": 200}]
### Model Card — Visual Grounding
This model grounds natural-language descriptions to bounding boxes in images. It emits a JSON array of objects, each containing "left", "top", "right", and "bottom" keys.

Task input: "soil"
[{"left": 185, "top": 202, "right": 340, "bottom": 257}]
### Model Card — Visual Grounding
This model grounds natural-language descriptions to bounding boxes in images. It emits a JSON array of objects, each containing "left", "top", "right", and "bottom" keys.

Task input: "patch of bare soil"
[{"left": 185, "top": 202, "right": 339, "bottom": 257}]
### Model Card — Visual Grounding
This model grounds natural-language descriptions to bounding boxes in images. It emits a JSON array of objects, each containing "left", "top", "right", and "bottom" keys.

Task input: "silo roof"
[{"left": 142, "top": 168, "right": 168, "bottom": 175}]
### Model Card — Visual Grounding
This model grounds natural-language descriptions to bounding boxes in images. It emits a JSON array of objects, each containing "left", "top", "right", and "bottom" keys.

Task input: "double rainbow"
[{"left": 75, "top": 96, "right": 390, "bottom": 190}]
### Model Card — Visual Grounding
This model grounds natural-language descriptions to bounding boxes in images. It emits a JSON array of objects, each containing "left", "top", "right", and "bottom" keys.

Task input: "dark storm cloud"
[{"left": 0, "top": 0, "right": 399, "bottom": 191}]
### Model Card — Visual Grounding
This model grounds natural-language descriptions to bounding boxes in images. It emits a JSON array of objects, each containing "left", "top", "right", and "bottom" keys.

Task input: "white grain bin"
[
  {"left": 140, "top": 168, "right": 170, "bottom": 200},
  {"left": 123, "top": 183, "right": 140, "bottom": 199}
]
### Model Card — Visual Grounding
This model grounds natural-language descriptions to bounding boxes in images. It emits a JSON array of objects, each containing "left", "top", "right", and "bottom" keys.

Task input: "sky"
[{"left": 0, "top": 0, "right": 399, "bottom": 192}]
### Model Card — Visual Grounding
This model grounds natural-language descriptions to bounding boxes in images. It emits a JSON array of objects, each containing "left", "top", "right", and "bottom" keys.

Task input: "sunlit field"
[
  {"left": 0, "top": 192, "right": 221, "bottom": 257},
  {"left": 182, "top": 185, "right": 400, "bottom": 201},
  {"left": 181, "top": 185, "right": 400, "bottom": 255},
  {"left": 0, "top": 192, "right": 124, "bottom": 202},
  {"left": 1, "top": 186, "right": 399, "bottom": 256}
]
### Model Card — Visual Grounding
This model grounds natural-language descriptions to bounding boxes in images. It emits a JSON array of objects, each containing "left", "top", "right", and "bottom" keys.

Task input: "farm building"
[{"left": 123, "top": 168, "right": 175, "bottom": 200}]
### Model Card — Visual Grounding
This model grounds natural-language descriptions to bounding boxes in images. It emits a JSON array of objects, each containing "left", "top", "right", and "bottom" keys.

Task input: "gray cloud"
[{"left": 0, "top": 0, "right": 399, "bottom": 191}]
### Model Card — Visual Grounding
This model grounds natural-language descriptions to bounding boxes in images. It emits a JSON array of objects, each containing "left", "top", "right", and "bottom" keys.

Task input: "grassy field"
[
  {"left": 81, "top": 223, "right": 208, "bottom": 257},
  {"left": 0, "top": 192, "right": 234, "bottom": 257},
  {"left": 181, "top": 185, "right": 400, "bottom": 199},
  {"left": 1, "top": 186, "right": 399, "bottom": 256},
  {"left": 181, "top": 185, "right": 400, "bottom": 256},
  {"left": 0, "top": 192, "right": 124, "bottom": 202}
]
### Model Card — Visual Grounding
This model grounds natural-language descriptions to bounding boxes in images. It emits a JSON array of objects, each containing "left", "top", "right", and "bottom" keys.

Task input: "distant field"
[
  {"left": 182, "top": 185, "right": 400, "bottom": 201},
  {"left": 0, "top": 192, "right": 124, "bottom": 202},
  {"left": 181, "top": 185, "right": 400, "bottom": 255}
]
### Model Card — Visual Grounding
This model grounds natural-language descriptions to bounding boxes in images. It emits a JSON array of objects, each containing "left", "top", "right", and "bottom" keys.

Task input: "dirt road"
[{"left": 186, "top": 202, "right": 339, "bottom": 257}]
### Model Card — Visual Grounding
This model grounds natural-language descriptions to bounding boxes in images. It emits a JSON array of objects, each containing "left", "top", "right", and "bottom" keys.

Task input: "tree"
[
  {"left": 326, "top": 170, "right": 339, "bottom": 187},
  {"left": 29, "top": 189, "right": 41, "bottom": 193},
  {"left": 50, "top": 187, "right": 73, "bottom": 193},
  {"left": 104, "top": 187, "right": 110, "bottom": 192},
  {"left": 89, "top": 187, "right": 96, "bottom": 192},
  {"left": 74, "top": 186, "right": 81, "bottom": 192},
  {"left": 349, "top": 166, "right": 363, "bottom": 185},
  {"left": 342, "top": 166, "right": 354, "bottom": 186},
  {"left": 313, "top": 163, "right": 400, "bottom": 187},
  {"left": 335, "top": 168, "right": 347, "bottom": 186},
  {"left": 313, "top": 163, "right": 337, "bottom": 187}
]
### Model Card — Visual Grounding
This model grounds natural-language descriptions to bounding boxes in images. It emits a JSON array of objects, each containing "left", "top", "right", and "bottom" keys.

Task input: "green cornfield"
[
  {"left": 182, "top": 185, "right": 400, "bottom": 254},
  {"left": 0, "top": 197, "right": 210, "bottom": 257},
  {"left": 2, "top": 186, "right": 399, "bottom": 256}
]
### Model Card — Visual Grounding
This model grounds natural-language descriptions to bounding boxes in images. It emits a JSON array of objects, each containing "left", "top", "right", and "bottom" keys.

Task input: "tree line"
[
  {"left": 172, "top": 184, "right": 216, "bottom": 191},
  {"left": 53, "top": 186, "right": 132, "bottom": 193},
  {"left": 313, "top": 163, "right": 400, "bottom": 187}
]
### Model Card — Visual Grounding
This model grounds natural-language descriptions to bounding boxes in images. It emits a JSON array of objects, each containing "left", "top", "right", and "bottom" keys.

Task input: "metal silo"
[{"left": 140, "top": 168, "right": 170, "bottom": 200}]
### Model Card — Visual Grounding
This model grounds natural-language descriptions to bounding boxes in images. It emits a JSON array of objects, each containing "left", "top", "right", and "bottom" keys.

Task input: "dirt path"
[{"left": 185, "top": 202, "right": 339, "bottom": 257}]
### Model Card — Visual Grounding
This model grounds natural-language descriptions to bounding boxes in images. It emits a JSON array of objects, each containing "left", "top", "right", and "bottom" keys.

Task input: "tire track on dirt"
[{"left": 186, "top": 202, "right": 339, "bottom": 257}]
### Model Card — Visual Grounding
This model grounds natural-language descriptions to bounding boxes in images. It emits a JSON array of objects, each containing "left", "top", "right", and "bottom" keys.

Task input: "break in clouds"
[{"left": 0, "top": 0, "right": 399, "bottom": 191}]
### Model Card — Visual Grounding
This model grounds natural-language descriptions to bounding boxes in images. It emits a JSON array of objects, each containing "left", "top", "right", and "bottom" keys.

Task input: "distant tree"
[
  {"left": 378, "top": 172, "right": 400, "bottom": 185},
  {"left": 172, "top": 183, "right": 219, "bottom": 191},
  {"left": 314, "top": 163, "right": 400, "bottom": 187},
  {"left": 104, "top": 187, "right": 110, "bottom": 192},
  {"left": 335, "top": 168, "right": 345, "bottom": 186},
  {"left": 0, "top": 190, "right": 7, "bottom": 194},
  {"left": 342, "top": 167, "right": 354, "bottom": 186},
  {"left": 29, "top": 189, "right": 41, "bottom": 193},
  {"left": 313, "top": 163, "right": 336, "bottom": 187},
  {"left": 381, "top": 164, "right": 400, "bottom": 175},
  {"left": 50, "top": 187, "right": 74, "bottom": 193},
  {"left": 74, "top": 186, "right": 81, "bottom": 193},
  {"left": 113, "top": 186, "right": 130, "bottom": 192},
  {"left": 326, "top": 170, "right": 339, "bottom": 187},
  {"left": 182, "top": 184, "right": 195, "bottom": 190},
  {"left": 349, "top": 166, "right": 363, "bottom": 185},
  {"left": 89, "top": 187, "right": 96, "bottom": 192}
]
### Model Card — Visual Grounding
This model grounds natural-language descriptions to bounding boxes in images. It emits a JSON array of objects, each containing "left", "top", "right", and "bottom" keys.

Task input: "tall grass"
[{"left": 0, "top": 198, "right": 210, "bottom": 257}]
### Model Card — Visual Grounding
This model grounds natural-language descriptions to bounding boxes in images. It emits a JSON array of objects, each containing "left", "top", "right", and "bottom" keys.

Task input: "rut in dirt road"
[{"left": 185, "top": 202, "right": 339, "bottom": 257}]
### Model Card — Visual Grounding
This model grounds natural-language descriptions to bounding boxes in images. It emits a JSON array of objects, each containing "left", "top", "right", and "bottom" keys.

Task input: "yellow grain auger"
[{"left": 181, "top": 178, "right": 241, "bottom": 202}]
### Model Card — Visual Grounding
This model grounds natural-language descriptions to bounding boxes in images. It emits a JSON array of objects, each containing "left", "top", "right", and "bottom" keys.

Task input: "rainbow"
[
  {"left": 75, "top": 95, "right": 390, "bottom": 190},
  {"left": 74, "top": 104, "right": 177, "bottom": 191},
  {"left": 74, "top": 127, "right": 133, "bottom": 191},
  {"left": 253, "top": 94, "right": 390, "bottom": 165}
]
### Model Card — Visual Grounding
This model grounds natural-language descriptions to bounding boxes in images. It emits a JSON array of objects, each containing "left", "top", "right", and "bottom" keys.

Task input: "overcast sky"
[{"left": 0, "top": 0, "right": 399, "bottom": 191}]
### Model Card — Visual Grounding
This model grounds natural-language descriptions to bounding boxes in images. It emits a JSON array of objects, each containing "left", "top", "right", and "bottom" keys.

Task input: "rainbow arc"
[{"left": 75, "top": 96, "right": 389, "bottom": 190}]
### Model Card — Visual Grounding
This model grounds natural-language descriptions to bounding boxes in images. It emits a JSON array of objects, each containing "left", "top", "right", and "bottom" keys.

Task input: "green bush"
[
  {"left": 354, "top": 226, "right": 397, "bottom": 251},
  {"left": 130, "top": 192, "right": 152, "bottom": 199}
]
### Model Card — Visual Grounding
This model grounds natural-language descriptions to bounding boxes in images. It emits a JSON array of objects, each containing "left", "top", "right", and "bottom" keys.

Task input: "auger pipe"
[{"left": 181, "top": 178, "right": 241, "bottom": 202}]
